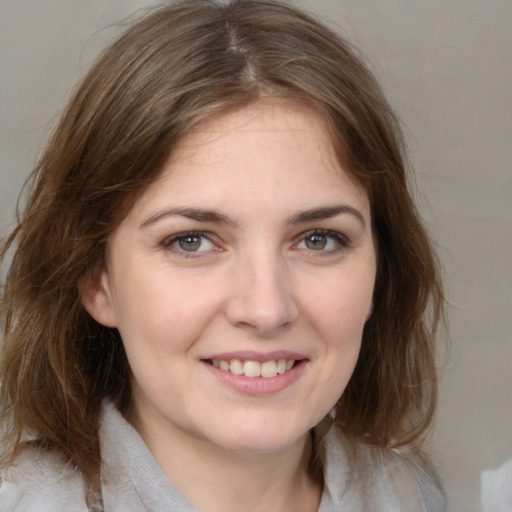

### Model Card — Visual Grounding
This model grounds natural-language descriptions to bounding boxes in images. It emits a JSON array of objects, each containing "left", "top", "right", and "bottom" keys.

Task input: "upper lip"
[{"left": 201, "top": 350, "right": 308, "bottom": 362}]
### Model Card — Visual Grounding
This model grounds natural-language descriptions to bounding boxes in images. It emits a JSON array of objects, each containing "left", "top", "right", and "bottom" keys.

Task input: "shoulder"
[
  {"left": 0, "top": 446, "right": 88, "bottom": 512},
  {"left": 320, "top": 427, "right": 446, "bottom": 512}
]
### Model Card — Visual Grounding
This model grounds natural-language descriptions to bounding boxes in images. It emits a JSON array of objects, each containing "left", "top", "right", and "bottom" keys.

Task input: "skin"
[{"left": 81, "top": 100, "right": 376, "bottom": 512}]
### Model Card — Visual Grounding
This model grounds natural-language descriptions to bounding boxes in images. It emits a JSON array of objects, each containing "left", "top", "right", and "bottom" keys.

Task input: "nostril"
[{"left": 225, "top": 302, "right": 299, "bottom": 337}]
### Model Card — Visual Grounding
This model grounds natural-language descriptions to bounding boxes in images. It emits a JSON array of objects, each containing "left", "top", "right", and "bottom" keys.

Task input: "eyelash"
[
  {"left": 294, "top": 229, "right": 350, "bottom": 254},
  {"left": 161, "top": 230, "right": 216, "bottom": 257},
  {"left": 161, "top": 229, "right": 350, "bottom": 257}
]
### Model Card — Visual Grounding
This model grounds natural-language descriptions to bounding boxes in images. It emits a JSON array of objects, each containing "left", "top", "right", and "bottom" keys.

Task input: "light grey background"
[{"left": 1, "top": 1, "right": 511, "bottom": 510}]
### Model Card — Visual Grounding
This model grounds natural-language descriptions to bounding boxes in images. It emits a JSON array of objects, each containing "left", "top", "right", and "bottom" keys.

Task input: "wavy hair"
[{"left": 1, "top": 0, "right": 444, "bottom": 489}]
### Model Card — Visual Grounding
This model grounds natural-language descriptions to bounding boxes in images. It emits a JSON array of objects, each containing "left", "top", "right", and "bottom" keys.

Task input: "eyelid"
[
  {"left": 160, "top": 228, "right": 350, "bottom": 258},
  {"left": 161, "top": 230, "right": 221, "bottom": 255},
  {"left": 293, "top": 229, "right": 350, "bottom": 252}
]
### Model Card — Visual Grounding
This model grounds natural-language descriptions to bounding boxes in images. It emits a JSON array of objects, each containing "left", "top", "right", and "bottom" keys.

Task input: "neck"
[{"left": 132, "top": 413, "right": 322, "bottom": 512}]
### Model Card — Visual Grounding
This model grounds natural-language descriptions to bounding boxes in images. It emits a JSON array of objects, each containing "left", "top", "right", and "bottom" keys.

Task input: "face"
[{"left": 82, "top": 101, "right": 376, "bottom": 455}]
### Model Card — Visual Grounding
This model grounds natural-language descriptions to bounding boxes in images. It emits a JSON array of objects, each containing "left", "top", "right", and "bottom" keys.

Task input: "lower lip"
[{"left": 201, "top": 360, "right": 308, "bottom": 396}]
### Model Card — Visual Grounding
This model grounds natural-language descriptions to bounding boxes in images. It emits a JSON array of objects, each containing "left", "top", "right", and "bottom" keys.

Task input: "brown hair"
[{"left": 1, "top": 0, "right": 444, "bottom": 488}]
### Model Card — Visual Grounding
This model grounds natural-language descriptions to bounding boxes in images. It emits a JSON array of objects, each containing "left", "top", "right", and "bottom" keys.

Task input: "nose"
[{"left": 224, "top": 252, "right": 299, "bottom": 337}]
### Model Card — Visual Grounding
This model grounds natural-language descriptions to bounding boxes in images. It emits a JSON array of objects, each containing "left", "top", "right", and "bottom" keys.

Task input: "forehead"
[
  {"left": 127, "top": 100, "right": 370, "bottom": 220},
  {"left": 170, "top": 101, "right": 333, "bottom": 164}
]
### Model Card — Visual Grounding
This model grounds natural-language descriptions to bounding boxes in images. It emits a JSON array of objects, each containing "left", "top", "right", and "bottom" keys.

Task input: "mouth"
[
  {"left": 204, "top": 358, "right": 298, "bottom": 378},
  {"left": 201, "top": 353, "right": 308, "bottom": 395}
]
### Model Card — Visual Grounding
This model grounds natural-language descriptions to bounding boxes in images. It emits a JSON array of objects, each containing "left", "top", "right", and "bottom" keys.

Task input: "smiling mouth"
[{"left": 205, "top": 358, "right": 297, "bottom": 378}]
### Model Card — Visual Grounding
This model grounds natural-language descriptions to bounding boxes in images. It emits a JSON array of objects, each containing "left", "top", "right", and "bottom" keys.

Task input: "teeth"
[
  {"left": 243, "top": 360, "right": 261, "bottom": 377},
  {"left": 230, "top": 359, "right": 243, "bottom": 375},
  {"left": 211, "top": 358, "right": 296, "bottom": 378},
  {"left": 261, "top": 360, "right": 277, "bottom": 378}
]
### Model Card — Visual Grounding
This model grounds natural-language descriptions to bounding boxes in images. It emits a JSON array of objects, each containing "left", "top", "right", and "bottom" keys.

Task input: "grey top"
[{"left": 0, "top": 402, "right": 445, "bottom": 511}]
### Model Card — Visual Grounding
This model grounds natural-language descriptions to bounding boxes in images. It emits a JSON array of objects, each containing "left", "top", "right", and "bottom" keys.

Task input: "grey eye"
[
  {"left": 305, "top": 234, "right": 327, "bottom": 250},
  {"left": 163, "top": 232, "right": 217, "bottom": 254},
  {"left": 178, "top": 235, "right": 203, "bottom": 251}
]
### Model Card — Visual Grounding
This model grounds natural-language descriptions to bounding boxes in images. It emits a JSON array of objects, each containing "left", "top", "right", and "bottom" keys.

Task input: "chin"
[
  {"left": 208, "top": 417, "right": 311, "bottom": 454},
  {"left": 219, "top": 435, "right": 303, "bottom": 454}
]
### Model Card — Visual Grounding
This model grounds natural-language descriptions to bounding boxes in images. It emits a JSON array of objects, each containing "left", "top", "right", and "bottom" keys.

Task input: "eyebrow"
[
  {"left": 139, "top": 207, "right": 235, "bottom": 229},
  {"left": 287, "top": 205, "right": 366, "bottom": 228},
  {"left": 139, "top": 204, "right": 366, "bottom": 230}
]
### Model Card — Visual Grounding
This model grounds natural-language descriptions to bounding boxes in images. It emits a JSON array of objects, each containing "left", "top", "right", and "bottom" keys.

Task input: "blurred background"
[{"left": 1, "top": 1, "right": 511, "bottom": 510}]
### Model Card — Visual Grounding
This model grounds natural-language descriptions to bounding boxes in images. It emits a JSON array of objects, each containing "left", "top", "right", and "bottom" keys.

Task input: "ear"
[{"left": 78, "top": 267, "right": 117, "bottom": 328}]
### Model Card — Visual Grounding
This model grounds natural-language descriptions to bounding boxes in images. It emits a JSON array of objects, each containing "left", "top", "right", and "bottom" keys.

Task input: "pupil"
[
  {"left": 306, "top": 234, "right": 326, "bottom": 250},
  {"left": 179, "top": 236, "right": 201, "bottom": 251}
]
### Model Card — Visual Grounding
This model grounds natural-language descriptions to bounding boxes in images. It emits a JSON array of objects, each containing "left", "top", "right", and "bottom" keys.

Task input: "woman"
[{"left": 0, "top": 1, "right": 445, "bottom": 510}]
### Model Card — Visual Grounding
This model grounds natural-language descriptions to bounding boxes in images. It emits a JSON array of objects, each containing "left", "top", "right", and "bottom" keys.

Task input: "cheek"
[
  {"left": 112, "top": 270, "right": 226, "bottom": 353},
  {"left": 304, "top": 273, "right": 374, "bottom": 339},
  {"left": 304, "top": 276, "right": 373, "bottom": 412}
]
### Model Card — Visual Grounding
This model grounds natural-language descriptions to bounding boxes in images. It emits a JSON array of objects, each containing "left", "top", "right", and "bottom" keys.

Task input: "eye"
[
  {"left": 304, "top": 233, "right": 328, "bottom": 250},
  {"left": 295, "top": 230, "right": 348, "bottom": 253},
  {"left": 162, "top": 231, "right": 216, "bottom": 254}
]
